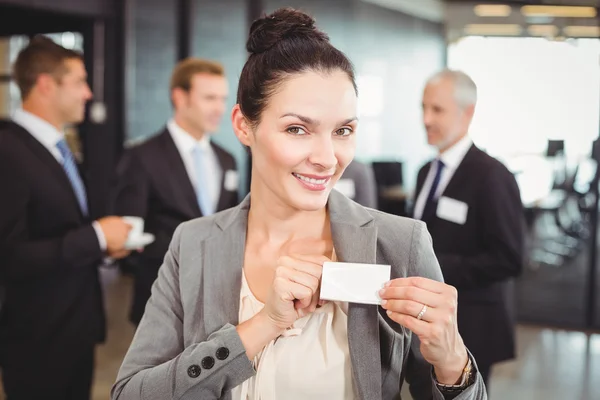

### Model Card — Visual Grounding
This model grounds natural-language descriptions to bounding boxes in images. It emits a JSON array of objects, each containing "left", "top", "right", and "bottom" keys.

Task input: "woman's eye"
[
  {"left": 287, "top": 126, "right": 307, "bottom": 135},
  {"left": 335, "top": 127, "right": 353, "bottom": 136}
]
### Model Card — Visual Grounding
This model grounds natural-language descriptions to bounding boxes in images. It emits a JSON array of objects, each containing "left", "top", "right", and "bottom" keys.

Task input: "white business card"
[{"left": 320, "top": 261, "right": 391, "bottom": 305}]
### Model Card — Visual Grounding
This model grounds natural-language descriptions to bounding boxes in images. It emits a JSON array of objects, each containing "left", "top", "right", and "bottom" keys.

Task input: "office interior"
[{"left": 0, "top": 0, "right": 599, "bottom": 398}]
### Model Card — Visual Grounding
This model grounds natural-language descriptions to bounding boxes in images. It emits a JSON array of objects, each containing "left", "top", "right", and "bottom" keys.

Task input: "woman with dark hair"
[{"left": 112, "top": 8, "right": 486, "bottom": 400}]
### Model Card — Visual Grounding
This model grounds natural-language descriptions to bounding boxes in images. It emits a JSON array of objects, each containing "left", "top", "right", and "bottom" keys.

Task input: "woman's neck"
[{"left": 247, "top": 184, "right": 331, "bottom": 247}]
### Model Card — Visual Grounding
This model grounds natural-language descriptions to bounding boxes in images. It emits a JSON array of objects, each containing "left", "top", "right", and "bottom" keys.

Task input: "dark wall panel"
[
  {"left": 0, "top": 0, "right": 114, "bottom": 17},
  {"left": 124, "top": 0, "right": 177, "bottom": 143}
]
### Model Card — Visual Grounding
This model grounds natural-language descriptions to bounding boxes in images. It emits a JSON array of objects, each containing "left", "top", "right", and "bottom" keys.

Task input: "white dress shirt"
[
  {"left": 413, "top": 135, "right": 473, "bottom": 220},
  {"left": 11, "top": 109, "right": 107, "bottom": 250},
  {"left": 167, "top": 119, "right": 222, "bottom": 211}
]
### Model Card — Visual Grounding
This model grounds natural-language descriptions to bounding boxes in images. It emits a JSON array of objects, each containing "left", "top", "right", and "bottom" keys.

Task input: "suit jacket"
[
  {"left": 111, "top": 128, "right": 239, "bottom": 323},
  {"left": 111, "top": 190, "right": 486, "bottom": 400},
  {"left": 338, "top": 160, "right": 378, "bottom": 208},
  {"left": 0, "top": 122, "right": 105, "bottom": 364},
  {"left": 415, "top": 144, "right": 524, "bottom": 367}
]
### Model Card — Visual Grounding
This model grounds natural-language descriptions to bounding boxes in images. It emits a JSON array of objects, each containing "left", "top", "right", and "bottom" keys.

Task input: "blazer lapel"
[
  {"left": 212, "top": 142, "right": 235, "bottom": 212},
  {"left": 415, "top": 162, "right": 431, "bottom": 200},
  {"left": 10, "top": 123, "right": 86, "bottom": 218},
  {"left": 159, "top": 130, "right": 202, "bottom": 217},
  {"left": 422, "top": 145, "right": 479, "bottom": 227},
  {"left": 329, "top": 190, "right": 382, "bottom": 400},
  {"left": 202, "top": 197, "right": 250, "bottom": 334},
  {"left": 438, "top": 144, "right": 478, "bottom": 200}
]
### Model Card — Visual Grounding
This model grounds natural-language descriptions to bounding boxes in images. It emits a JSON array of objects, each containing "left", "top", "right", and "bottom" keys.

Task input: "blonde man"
[{"left": 113, "top": 58, "right": 239, "bottom": 325}]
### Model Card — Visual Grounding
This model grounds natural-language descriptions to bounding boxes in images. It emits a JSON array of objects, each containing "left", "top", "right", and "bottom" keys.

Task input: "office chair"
[
  {"left": 371, "top": 161, "right": 406, "bottom": 216},
  {"left": 528, "top": 140, "right": 596, "bottom": 269}
]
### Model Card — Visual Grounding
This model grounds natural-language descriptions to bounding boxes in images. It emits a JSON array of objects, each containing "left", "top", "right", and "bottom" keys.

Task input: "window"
[{"left": 448, "top": 36, "right": 600, "bottom": 160}]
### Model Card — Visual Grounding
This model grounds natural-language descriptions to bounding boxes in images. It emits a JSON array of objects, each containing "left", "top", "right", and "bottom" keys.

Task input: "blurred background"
[{"left": 1, "top": 0, "right": 600, "bottom": 399}]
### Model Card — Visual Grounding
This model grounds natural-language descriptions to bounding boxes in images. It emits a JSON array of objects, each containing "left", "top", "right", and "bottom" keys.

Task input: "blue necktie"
[
  {"left": 421, "top": 159, "right": 445, "bottom": 220},
  {"left": 192, "top": 145, "right": 214, "bottom": 216},
  {"left": 56, "top": 139, "right": 89, "bottom": 216}
]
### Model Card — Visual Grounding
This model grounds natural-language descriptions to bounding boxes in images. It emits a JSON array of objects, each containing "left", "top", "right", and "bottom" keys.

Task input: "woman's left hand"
[{"left": 379, "top": 276, "right": 469, "bottom": 384}]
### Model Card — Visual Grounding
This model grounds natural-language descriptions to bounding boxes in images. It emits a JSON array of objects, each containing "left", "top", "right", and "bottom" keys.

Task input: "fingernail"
[
  {"left": 380, "top": 300, "right": 387, "bottom": 306},
  {"left": 386, "top": 310, "right": 392, "bottom": 317},
  {"left": 384, "top": 281, "right": 391, "bottom": 287},
  {"left": 378, "top": 289, "right": 386, "bottom": 296}
]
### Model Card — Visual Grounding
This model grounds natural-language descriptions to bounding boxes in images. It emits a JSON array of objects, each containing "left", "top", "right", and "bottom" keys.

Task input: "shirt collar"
[
  {"left": 438, "top": 135, "right": 473, "bottom": 170},
  {"left": 12, "top": 108, "right": 63, "bottom": 149},
  {"left": 167, "top": 119, "right": 211, "bottom": 152}
]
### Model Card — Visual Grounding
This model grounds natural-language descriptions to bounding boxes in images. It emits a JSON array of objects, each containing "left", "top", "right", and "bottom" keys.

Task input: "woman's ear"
[{"left": 231, "top": 104, "right": 252, "bottom": 147}]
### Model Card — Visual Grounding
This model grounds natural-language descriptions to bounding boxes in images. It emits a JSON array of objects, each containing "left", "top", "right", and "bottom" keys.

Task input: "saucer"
[{"left": 125, "top": 233, "right": 155, "bottom": 249}]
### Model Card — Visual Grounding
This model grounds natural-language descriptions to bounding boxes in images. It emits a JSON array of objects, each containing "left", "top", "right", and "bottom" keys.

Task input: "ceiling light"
[
  {"left": 521, "top": 6, "right": 597, "bottom": 18},
  {"left": 563, "top": 25, "right": 600, "bottom": 37},
  {"left": 528, "top": 25, "right": 558, "bottom": 37},
  {"left": 464, "top": 24, "right": 523, "bottom": 36},
  {"left": 474, "top": 5, "right": 512, "bottom": 17}
]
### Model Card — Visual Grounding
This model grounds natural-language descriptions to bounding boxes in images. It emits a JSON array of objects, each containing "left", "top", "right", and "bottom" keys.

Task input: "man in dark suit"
[
  {"left": 413, "top": 69, "right": 524, "bottom": 390},
  {"left": 113, "top": 58, "right": 239, "bottom": 325},
  {"left": 0, "top": 36, "right": 132, "bottom": 399}
]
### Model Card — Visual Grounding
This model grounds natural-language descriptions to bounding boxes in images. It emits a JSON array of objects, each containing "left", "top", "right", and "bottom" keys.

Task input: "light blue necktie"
[
  {"left": 56, "top": 139, "right": 89, "bottom": 216},
  {"left": 192, "top": 145, "right": 214, "bottom": 216}
]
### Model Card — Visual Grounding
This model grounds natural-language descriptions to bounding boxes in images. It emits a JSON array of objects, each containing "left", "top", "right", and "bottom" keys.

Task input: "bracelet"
[{"left": 434, "top": 356, "right": 474, "bottom": 393}]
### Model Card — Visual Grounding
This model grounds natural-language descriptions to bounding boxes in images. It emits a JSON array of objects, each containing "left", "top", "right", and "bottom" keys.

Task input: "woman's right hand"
[{"left": 260, "top": 253, "right": 329, "bottom": 331}]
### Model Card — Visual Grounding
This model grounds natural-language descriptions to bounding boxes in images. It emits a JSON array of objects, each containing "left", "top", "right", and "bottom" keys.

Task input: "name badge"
[
  {"left": 335, "top": 179, "right": 356, "bottom": 199},
  {"left": 436, "top": 196, "right": 468, "bottom": 225},
  {"left": 224, "top": 170, "right": 238, "bottom": 192}
]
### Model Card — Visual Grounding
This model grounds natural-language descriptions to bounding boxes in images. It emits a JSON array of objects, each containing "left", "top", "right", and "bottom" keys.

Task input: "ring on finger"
[{"left": 416, "top": 304, "right": 428, "bottom": 320}]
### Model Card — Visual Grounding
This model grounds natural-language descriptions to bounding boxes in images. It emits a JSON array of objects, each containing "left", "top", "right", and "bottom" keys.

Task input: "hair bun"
[{"left": 247, "top": 8, "right": 329, "bottom": 55}]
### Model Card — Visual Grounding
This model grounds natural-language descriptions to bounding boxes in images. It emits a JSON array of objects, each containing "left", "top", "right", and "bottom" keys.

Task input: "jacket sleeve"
[
  {"left": 0, "top": 154, "right": 102, "bottom": 282},
  {"left": 111, "top": 149, "right": 174, "bottom": 264},
  {"left": 111, "top": 223, "right": 255, "bottom": 400},
  {"left": 111, "top": 149, "right": 149, "bottom": 219}
]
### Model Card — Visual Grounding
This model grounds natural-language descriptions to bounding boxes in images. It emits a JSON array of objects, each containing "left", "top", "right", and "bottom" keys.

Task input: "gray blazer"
[{"left": 111, "top": 190, "right": 486, "bottom": 400}]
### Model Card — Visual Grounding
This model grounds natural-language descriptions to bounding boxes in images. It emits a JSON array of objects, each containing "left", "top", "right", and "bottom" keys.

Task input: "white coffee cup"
[{"left": 122, "top": 216, "right": 144, "bottom": 241}]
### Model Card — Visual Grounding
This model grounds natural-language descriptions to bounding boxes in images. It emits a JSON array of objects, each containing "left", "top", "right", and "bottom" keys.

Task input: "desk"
[
  {"left": 378, "top": 185, "right": 409, "bottom": 216},
  {"left": 380, "top": 185, "right": 409, "bottom": 201}
]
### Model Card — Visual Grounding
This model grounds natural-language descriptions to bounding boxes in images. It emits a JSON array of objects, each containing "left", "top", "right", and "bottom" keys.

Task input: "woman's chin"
[{"left": 289, "top": 189, "right": 331, "bottom": 212}]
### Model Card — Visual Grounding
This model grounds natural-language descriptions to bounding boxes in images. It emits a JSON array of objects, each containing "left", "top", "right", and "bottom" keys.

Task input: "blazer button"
[
  {"left": 215, "top": 347, "right": 229, "bottom": 360},
  {"left": 202, "top": 356, "right": 215, "bottom": 370},
  {"left": 187, "top": 364, "right": 201, "bottom": 378}
]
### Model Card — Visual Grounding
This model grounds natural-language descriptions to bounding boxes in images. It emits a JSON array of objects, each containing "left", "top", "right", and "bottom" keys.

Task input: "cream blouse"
[{"left": 231, "top": 252, "right": 356, "bottom": 399}]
